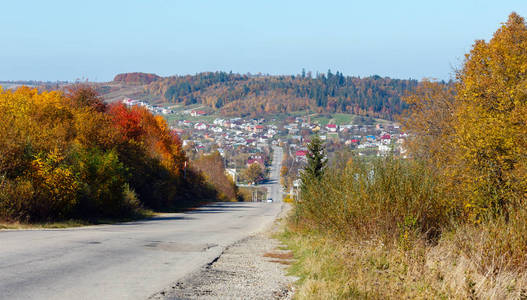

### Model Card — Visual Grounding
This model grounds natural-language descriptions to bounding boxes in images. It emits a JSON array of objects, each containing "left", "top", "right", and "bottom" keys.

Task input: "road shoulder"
[{"left": 149, "top": 204, "right": 295, "bottom": 300}]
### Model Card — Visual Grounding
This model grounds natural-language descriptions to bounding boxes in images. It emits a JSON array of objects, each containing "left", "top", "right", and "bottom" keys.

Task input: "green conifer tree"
[{"left": 300, "top": 135, "right": 327, "bottom": 191}]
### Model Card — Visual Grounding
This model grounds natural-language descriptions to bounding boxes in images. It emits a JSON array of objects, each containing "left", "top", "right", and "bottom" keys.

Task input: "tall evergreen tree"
[{"left": 300, "top": 135, "right": 327, "bottom": 191}]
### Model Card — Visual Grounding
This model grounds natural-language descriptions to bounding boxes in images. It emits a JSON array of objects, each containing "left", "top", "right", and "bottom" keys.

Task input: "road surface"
[
  {"left": 0, "top": 147, "right": 284, "bottom": 300},
  {"left": 261, "top": 146, "right": 284, "bottom": 203}
]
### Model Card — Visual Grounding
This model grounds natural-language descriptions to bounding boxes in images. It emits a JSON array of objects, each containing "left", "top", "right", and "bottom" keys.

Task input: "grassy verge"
[
  {"left": 278, "top": 227, "right": 443, "bottom": 299},
  {"left": 279, "top": 223, "right": 527, "bottom": 299},
  {"left": 0, "top": 208, "right": 156, "bottom": 230}
]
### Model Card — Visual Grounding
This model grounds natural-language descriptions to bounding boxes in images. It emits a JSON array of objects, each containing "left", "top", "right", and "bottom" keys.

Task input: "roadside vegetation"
[
  {"left": 282, "top": 13, "right": 527, "bottom": 299},
  {"left": 0, "top": 85, "right": 236, "bottom": 224}
]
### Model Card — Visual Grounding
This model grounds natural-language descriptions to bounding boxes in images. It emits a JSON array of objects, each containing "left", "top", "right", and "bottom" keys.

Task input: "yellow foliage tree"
[
  {"left": 404, "top": 13, "right": 527, "bottom": 220},
  {"left": 455, "top": 12, "right": 527, "bottom": 217}
]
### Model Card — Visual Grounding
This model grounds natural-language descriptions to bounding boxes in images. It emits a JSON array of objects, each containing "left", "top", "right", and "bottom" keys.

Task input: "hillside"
[
  {"left": 105, "top": 71, "right": 435, "bottom": 120},
  {"left": 113, "top": 72, "right": 161, "bottom": 85}
]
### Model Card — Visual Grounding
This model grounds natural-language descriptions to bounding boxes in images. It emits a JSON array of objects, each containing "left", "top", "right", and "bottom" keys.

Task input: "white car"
[{"left": 266, "top": 198, "right": 273, "bottom": 203}]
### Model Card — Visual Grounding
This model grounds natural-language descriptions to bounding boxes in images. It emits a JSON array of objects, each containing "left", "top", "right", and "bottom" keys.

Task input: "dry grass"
[
  {"left": 0, "top": 209, "right": 156, "bottom": 230},
  {"left": 264, "top": 252, "right": 294, "bottom": 260},
  {"left": 280, "top": 225, "right": 527, "bottom": 299},
  {"left": 269, "top": 259, "right": 294, "bottom": 265},
  {"left": 0, "top": 220, "right": 89, "bottom": 230},
  {"left": 264, "top": 252, "right": 295, "bottom": 266}
]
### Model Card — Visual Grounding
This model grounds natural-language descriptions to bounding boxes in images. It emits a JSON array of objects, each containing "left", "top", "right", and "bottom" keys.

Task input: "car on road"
[{"left": 266, "top": 198, "right": 273, "bottom": 203}]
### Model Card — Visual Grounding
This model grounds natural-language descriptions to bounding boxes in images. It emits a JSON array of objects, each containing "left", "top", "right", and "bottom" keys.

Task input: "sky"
[{"left": 1, "top": 0, "right": 526, "bottom": 82}]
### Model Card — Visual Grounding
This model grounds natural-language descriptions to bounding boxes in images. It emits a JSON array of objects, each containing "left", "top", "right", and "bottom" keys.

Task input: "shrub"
[
  {"left": 73, "top": 147, "right": 129, "bottom": 218},
  {"left": 0, "top": 178, "right": 35, "bottom": 222},
  {"left": 296, "top": 157, "right": 452, "bottom": 241}
]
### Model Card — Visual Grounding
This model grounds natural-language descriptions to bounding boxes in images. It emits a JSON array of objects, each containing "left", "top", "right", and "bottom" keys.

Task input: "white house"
[
  {"left": 326, "top": 124, "right": 338, "bottom": 132},
  {"left": 194, "top": 123, "right": 207, "bottom": 130}
]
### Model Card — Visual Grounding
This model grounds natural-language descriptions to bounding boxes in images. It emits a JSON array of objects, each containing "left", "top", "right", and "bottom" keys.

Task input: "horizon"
[
  {"left": 1, "top": 0, "right": 526, "bottom": 82},
  {"left": 0, "top": 70, "right": 442, "bottom": 84}
]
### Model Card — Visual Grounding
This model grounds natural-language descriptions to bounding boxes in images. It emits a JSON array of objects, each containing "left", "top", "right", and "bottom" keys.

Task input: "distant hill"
[
  {"left": 113, "top": 72, "right": 161, "bottom": 85},
  {"left": 109, "top": 71, "right": 443, "bottom": 119}
]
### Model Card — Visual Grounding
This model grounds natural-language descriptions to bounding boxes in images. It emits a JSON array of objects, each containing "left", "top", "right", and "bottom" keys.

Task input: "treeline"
[
  {"left": 288, "top": 13, "right": 527, "bottom": 298},
  {"left": 0, "top": 85, "right": 232, "bottom": 223},
  {"left": 143, "top": 71, "right": 423, "bottom": 119},
  {"left": 113, "top": 72, "right": 161, "bottom": 85}
]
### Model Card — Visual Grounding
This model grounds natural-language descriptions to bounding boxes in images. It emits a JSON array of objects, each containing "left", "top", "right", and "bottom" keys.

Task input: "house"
[
  {"left": 381, "top": 134, "right": 391, "bottom": 144},
  {"left": 254, "top": 125, "right": 265, "bottom": 133},
  {"left": 247, "top": 156, "right": 265, "bottom": 167},
  {"left": 291, "top": 135, "right": 302, "bottom": 141},
  {"left": 326, "top": 124, "right": 338, "bottom": 132},
  {"left": 191, "top": 110, "right": 207, "bottom": 117},
  {"left": 122, "top": 98, "right": 137, "bottom": 106},
  {"left": 266, "top": 129, "right": 277, "bottom": 138},
  {"left": 161, "top": 108, "right": 172, "bottom": 114},
  {"left": 288, "top": 128, "right": 299, "bottom": 134},
  {"left": 295, "top": 150, "right": 308, "bottom": 162},
  {"left": 194, "top": 123, "right": 207, "bottom": 130}
]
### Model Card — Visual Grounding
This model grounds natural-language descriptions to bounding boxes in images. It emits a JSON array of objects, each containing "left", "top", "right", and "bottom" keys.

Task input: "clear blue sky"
[{"left": 2, "top": 0, "right": 526, "bottom": 81}]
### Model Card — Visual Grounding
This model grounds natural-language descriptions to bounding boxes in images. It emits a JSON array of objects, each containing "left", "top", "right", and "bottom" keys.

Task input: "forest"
[{"left": 124, "top": 70, "right": 429, "bottom": 119}]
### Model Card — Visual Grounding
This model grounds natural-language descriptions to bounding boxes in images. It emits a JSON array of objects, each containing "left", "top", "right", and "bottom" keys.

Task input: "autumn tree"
[
  {"left": 243, "top": 163, "right": 264, "bottom": 184},
  {"left": 401, "top": 80, "right": 456, "bottom": 171},
  {"left": 454, "top": 12, "right": 527, "bottom": 217},
  {"left": 403, "top": 13, "right": 527, "bottom": 220},
  {"left": 65, "top": 84, "right": 106, "bottom": 112},
  {"left": 192, "top": 152, "right": 238, "bottom": 201}
]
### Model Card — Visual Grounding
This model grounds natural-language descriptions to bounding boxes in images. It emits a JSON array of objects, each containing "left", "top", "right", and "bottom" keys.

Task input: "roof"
[
  {"left": 247, "top": 158, "right": 264, "bottom": 165},
  {"left": 295, "top": 150, "right": 308, "bottom": 156},
  {"left": 326, "top": 124, "right": 337, "bottom": 128}
]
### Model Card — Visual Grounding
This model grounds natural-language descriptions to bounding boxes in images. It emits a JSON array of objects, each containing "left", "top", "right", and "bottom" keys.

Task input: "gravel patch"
[{"left": 149, "top": 205, "right": 295, "bottom": 300}]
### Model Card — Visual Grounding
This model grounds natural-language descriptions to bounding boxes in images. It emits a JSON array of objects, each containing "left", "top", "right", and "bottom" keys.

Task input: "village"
[{"left": 122, "top": 97, "right": 407, "bottom": 189}]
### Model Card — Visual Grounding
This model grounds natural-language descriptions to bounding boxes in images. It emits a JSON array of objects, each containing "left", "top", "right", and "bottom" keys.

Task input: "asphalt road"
[
  {"left": 261, "top": 146, "right": 284, "bottom": 203},
  {"left": 0, "top": 147, "right": 284, "bottom": 300}
]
